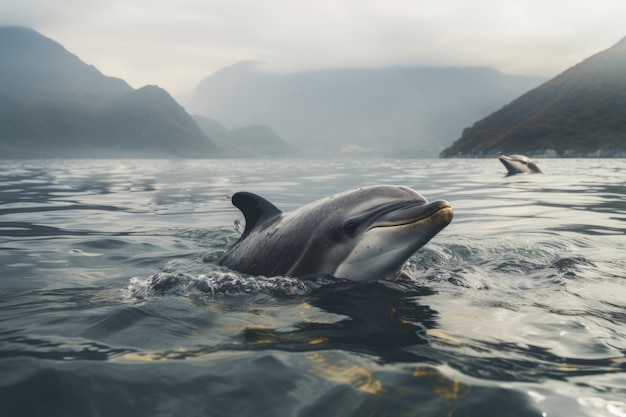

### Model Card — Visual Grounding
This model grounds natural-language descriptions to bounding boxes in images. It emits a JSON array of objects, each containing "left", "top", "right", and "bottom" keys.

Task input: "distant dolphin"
[
  {"left": 219, "top": 185, "right": 453, "bottom": 282},
  {"left": 498, "top": 154, "right": 542, "bottom": 175}
]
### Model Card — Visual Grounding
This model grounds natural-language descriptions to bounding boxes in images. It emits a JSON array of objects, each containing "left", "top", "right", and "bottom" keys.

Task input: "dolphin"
[
  {"left": 498, "top": 154, "right": 542, "bottom": 175},
  {"left": 218, "top": 185, "right": 453, "bottom": 281}
]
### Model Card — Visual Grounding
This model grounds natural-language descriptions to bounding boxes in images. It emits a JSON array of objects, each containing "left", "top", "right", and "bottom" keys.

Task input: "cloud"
[{"left": 1, "top": 0, "right": 625, "bottom": 94}]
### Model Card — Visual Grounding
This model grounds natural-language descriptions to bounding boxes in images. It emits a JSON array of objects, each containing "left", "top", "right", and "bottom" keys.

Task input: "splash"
[{"left": 127, "top": 271, "right": 343, "bottom": 299}]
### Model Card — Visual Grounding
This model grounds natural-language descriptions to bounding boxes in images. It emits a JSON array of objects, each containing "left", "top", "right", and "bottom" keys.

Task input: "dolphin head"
[
  {"left": 326, "top": 186, "right": 452, "bottom": 281},
  {"left": 285, "top": 185, "right": 453, "bottom": 281},
  {"left": 499, "top": 154, "right": 542, "bottom": 175}
]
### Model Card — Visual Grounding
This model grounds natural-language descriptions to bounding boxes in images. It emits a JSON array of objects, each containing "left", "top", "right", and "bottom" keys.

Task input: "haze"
[{"left": 1, "top": 0, "right": 625, "bottom": 95}]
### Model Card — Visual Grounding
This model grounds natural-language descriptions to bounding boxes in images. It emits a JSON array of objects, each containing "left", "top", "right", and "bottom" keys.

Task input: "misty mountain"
[
  {"left": 440, "top": 37, "right": 626, "bottom": 158},
  {"left": 0, "top": 26, "right": 218, "bottom": 158},
  {"left": 186, "top": 62, "right": 545, "bottom": 158},
  {"left": 193, "top": 115, "right": 296, "bottom": 157}
]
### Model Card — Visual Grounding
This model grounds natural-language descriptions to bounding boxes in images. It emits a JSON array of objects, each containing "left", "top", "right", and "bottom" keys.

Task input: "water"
[{"left": 0, "top": 158, "right": 625, "bottom": 417}]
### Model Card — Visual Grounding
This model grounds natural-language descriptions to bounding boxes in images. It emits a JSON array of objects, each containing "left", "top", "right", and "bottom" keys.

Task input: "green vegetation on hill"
[{"left": 441, "top": 37, "right": 626, "bottom": 157}]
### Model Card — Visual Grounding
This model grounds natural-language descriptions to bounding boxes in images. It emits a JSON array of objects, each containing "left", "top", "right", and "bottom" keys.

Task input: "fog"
[
  {"left": 1, "top": 0, "right": 625, "bottom": 94},
  {"left": 187, "top": 62, "right": 545, "bottom": 157}
]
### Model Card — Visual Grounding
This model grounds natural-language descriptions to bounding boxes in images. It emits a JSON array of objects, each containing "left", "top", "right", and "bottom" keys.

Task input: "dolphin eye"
[{"left": 343, "top": 221, "right": 360, "bottom": 236}]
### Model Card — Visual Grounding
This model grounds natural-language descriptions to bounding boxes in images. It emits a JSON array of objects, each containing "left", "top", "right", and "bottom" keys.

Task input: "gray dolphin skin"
[
  {"left": 498, "top": 154, "right": 542, "bottom": 176},
  {"left": 219, "top": 185, "right": 453, "bottom": 281}
]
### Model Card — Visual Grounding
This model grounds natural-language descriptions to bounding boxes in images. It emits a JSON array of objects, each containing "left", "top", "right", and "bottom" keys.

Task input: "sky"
[{"left": 2, "top": 0, "right": 626, "bottom": 95}]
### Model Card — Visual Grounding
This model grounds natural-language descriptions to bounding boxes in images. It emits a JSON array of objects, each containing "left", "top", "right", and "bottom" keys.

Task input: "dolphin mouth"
[{"left": 368, "top": 200, "right": 453, "bottom": 230}]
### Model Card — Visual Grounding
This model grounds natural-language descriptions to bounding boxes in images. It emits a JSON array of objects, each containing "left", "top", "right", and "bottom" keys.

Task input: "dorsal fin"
[{"left": 231, "top": 192, "right": 282, "bottom": 238}]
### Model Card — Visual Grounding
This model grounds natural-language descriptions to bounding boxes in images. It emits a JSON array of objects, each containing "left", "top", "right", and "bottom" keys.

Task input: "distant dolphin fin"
[
  {"left": 231, "top": 192, "right": 283, "bottom": 238},
  {"left": 398, "top": 270, "right": 413, "bottom": 280}
]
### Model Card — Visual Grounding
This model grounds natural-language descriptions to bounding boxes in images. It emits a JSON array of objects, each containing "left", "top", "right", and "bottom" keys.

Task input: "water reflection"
[{"left": 242, "top": 281, "right": 436, "bottom": 362}]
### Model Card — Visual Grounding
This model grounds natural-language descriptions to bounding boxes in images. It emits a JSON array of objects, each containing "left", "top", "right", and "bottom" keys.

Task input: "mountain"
[
  {"left": 193, "top": 115, "right": 296, "bottom": 157},
  {"left": 0, "top": 26, "right": 218, "bottom": 158},
  {"left": 186, "top": 62, "right": 545, "bottom": 158},
  {"left": 440, "top": 37, "right": 626, "bottom": 158}
]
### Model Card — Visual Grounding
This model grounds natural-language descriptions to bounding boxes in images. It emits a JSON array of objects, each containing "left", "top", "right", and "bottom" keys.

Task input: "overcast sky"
[{"left": 2, "top": 0, "right": 625, "bottom": 95}]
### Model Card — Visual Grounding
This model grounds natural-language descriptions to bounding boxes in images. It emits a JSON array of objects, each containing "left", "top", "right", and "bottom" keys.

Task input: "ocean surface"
[{"left": 1, "top": 158, "right": 625, "bottom": 417}]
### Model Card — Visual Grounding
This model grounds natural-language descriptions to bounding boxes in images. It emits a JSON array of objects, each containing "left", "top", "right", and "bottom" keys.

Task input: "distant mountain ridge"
[
  {"left": 192, "top": 115, "right": 296, "bottom": 158},
  {"left": 0, "top": 26, "right": 218, "bottom": 158},
  {"left": 186, "top": 62, "right": 546, "bottom": 158},
  {"left": 0, "top": 26, "right": 131, "bottom": 99},
  {"left": 440, "top": 36, "right": 626, "bottom": 157}
]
